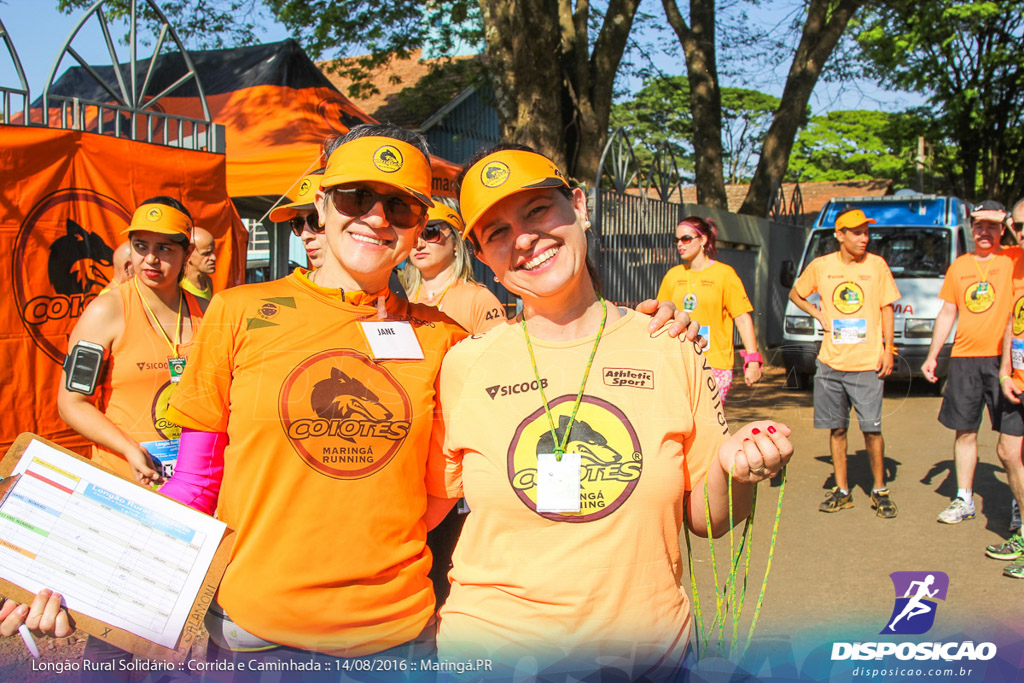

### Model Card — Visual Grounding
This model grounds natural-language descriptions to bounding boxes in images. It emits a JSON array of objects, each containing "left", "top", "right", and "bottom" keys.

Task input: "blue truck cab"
[{"left": 779, "top": 193, "right": 974, "bottom": 390}]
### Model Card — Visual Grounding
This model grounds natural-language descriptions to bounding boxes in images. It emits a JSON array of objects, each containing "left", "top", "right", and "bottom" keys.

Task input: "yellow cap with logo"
[
  {"left": 270, "top": 172, "right": 324, "bottom": 223},
  {"left": 123, "top": 201, "right": 192, "bottom": 238},
  {"left": 459, "top": 150, "right": 569, "bottom": 238},
  {"left": 426, "top": 203, "right": 466, "bottom": 234},
  {"left": 321, "top": 136, "right": 433, "bottom": 208},
  {"left": 835, "top": 209, "right": 876, "bottom": 231}
]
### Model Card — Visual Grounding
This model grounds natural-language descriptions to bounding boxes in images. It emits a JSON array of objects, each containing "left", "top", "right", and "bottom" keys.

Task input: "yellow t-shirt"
[
  {"left": 166, "top": 269, "right": 466, "bottom": 656},
  {"left": 429, "top": 309, "right": 728, "bottom": 675},
  {"left": 938, "top": 252, "right": 1014, "bottom": 357},
  {"left": 656, "top": 261, "right": 753, "bottom": 369},
  {"left": 180, "top": 277, "right": 213, "bottom": 300},
  {"left": 794, "top": 252, "right": 901, "bottom": 372}
]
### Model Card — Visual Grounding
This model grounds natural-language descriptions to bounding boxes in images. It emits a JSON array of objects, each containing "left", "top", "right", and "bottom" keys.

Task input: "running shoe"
[
  {"left": 819, "top": 487, "right": 853, "bottom": 513},
  {"left": 986, "top": 532, "right": 1024, "bottom": 560},
  {"left": 1010, "top": 499, "right": 1021, "bottom": 532},
  {"left": 937, "top": 497, "right": 975, "bottom": 524},
  {"left": 870, "top": 489, "right": 897, "bottom": 518},
  {"left": 1003, "top": 557, "right": 1024, "bottom": 579}
]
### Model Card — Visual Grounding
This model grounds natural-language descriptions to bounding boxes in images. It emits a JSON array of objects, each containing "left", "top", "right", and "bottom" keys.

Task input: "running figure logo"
[{"left": 881, "top": 571, "right": 949, "bottom": 635}]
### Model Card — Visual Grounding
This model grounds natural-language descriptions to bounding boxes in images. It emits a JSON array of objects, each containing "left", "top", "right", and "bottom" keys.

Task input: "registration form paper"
[{"left": 0, "top": 440, "right": 227, "bottom": 648}]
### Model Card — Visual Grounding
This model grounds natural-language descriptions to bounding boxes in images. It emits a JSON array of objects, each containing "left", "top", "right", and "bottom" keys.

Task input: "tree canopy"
[{"left": 855, "top": 0, "right": 1024, "bottom": 202}]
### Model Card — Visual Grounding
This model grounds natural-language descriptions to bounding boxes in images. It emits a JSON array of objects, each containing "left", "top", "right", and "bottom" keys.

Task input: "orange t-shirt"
[
  {"left": 412, "top": 279, "right": 506, "bottom": 335},
  {"left": 657, "top": 261, "right": 753, "bottom": 369},
  {"left": 166, "top": 269, "right": 466, "bottom": 656},
  {"left": 794, "top": 252, "right": 900, "bottom": 372},
  {"left": 93, "top": 279, "right": 204, "bottom": 480},
  {"left": 429, "top": 309, "right": 727, "bottom": 675},
  {"left": 939, "top": 252, "right": 1014, "bottom": 357}
]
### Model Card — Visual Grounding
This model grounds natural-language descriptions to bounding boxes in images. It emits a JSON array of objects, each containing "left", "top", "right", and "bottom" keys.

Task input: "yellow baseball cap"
[
  {"left": 459, "top": 149, "right": 569, "bottom": 238},
  {"left": 426, "top": 203, "right": 465, "bottom": 234},
  {"left": 270, "top": 172, "right": 323, "bottom": 223},
  {"left": 321, "top": 136, "right": 433, "bottom": 208},
  {"left": 835, "top": 209, "right": 876, "bottom": 231},
  {"left": 123, "top": 201, "right": 192, "bottom": 238}
]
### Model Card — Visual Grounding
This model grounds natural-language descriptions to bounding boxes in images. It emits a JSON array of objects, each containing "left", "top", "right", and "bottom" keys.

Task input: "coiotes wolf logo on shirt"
[
  {"left": 881, "top": 571, "right": 949, "bottom": 635},
  {"left": 279, "top": 350, "right": 412, "bottom": 479},
  {"left": 508, "top": 396, "right": 642, "bottom": 522}
]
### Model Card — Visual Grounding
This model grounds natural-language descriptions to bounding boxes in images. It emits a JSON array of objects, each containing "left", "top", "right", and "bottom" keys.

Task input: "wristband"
[
  {"left": 1001, "top": 375, "right": 1013, "bottom": 384},
  {"left": 740, "top": 351, "right": 763, "bottom": 371}
]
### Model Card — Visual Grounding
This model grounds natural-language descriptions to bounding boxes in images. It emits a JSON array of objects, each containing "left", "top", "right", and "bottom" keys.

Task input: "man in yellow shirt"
[
  {"left": 181, "top": 226, "right": 216, "bottom": 300},
  {"left": 790, "top": 209, "right": 901, "bottom": 517}
]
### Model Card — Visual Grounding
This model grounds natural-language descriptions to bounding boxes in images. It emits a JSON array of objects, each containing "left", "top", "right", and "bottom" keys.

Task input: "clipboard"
[{"left": 0, "top": 433, "right": 235, "bottom": 663}]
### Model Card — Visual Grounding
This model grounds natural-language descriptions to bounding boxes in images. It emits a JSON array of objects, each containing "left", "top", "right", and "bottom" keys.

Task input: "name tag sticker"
[
  {"left": 1013, "top": 338, "right": 1024, "bottom": 371},
  {"left": 536, "top": 452, "right": 581, "bottom": 513},
  {"left": 167, "top": 357, "right": 186, "bottom": 383},
  {"left": 359, "top": 321, "right": 424, "bottom": 360},
  {"left": 832, "top": 318, "right": 867, "bottom": 344}
]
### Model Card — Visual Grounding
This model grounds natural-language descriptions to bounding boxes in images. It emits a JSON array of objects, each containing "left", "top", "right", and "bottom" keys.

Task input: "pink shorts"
[{"left": 711, "top": 368, "right": 734, "bottom": 402}]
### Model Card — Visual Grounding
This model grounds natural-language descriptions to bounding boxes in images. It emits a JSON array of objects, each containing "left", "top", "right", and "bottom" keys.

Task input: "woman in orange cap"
[
  {"left": 58, "top": 196, "right": 206, "bottom": 487},
  {"left": 430, "top": 145, "right": 794, "bottom": 678},
  {"left": 402, "top": 201, "right": 506, "bottom": 335},
  {"left": 270, "top": 168, "right": 328, "bottom": 269},
  {"left": 55, "top": 195, "right": 206, "bottom": 675}
]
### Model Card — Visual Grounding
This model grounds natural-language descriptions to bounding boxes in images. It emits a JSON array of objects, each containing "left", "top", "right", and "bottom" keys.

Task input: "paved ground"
[{"left": 1, "top": 365, "right": 1022, "bottom": 681}]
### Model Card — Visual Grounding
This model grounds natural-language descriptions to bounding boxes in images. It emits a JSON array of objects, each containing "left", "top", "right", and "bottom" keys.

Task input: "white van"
[{"left": 779, "top": 193, "right": 974, "bottom": 391}]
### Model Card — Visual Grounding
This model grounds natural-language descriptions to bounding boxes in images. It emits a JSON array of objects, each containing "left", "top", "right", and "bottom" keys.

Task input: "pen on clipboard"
[{"left": 18, "top": 624, "right": 39, "bottom": 658}]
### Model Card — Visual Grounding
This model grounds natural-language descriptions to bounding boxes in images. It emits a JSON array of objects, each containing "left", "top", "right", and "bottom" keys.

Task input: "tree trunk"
[
  {"left": 479, "top": 0, "right": 567, "bottom": 170},
  {"left": 663, "top": 0, "right": 728, "bottom": 208},
  {"left": 738, "top": 0, "right": 864, "bottom": 217}
]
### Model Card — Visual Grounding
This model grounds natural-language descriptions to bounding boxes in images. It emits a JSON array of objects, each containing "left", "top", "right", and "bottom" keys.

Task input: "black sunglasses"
[
  {"left": 289, "top": 213, "right": 322, "bottom": 237},
  {"left": 421, "top": 221, "right": 453, "bottom": 244},
  {"left": 675, "top": 234, "right": 700, "bottom": 244},
  {"left": 329, "top": 187, "right": 426, "bottom": 230}
]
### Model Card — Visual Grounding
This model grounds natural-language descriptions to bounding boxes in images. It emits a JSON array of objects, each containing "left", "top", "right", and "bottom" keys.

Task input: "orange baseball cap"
[
  {"left": 835, "top": 209, "right": 876, "bottom": 231},
  {"left": 269, "top": 172, "right": 323, "bottom": 223},
  {"left": 426, "top": 203, "right": 465, "bottom": 234},
  {"left": 123, "top": 201, "right": 192, "bottom": 238},
  {"left": 321, "top": 136, "right": 433, "bottom": 208},
  {"left": 459, "top": 149, "right": 569, "bottom": 238}
]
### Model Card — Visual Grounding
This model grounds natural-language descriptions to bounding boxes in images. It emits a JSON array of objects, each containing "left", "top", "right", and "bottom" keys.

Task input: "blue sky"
[{"left": 0, "top": 0, "right": 924, "bottom": 115}]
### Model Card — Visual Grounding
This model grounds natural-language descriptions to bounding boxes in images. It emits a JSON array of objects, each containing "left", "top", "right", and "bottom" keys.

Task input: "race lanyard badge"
[
  {"left": 358, "top": 296, "right": 424, "bottom": 360},
  {"left": 977, "top": 281, "right": 990, "bottom": 295},
  {"left": 1012, "top": 338, "right": 1024, "bottom": 371},
  {"left": 167, "top": 357, "right": 187, "bottom": 383},
  {"left": 536, "top": 452, "right": 582, "bottom": 513}
]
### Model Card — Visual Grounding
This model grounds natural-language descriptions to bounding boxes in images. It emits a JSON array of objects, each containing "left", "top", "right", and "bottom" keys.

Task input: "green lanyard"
[{"left": 521, "top": 297, "right": 608, "bottom": 461}]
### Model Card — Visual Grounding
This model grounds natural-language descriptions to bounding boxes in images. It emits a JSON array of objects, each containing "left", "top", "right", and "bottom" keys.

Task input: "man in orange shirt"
[
  {"left": 923, "top": 200, "right": 1016, "bottom": 523},
  {"left": 789, "top": 209, "right": 900, "bottom": 517}
]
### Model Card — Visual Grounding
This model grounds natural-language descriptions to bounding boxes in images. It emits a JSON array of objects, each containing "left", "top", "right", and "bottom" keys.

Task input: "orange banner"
[{"left": 0, "top": 125, "right": 246, "bottom": 451}]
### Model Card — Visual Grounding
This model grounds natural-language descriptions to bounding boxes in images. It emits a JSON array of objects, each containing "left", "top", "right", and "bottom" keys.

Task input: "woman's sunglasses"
[
  {"left": 675, "top": 234, "right": 700, "bottom": 244},
  {"left": 289, "top": 213, "right": 322, "bottom": 237},
  {"left": 421, "top": 221, "right": 453, "bottom": 244},
  {"left": 330, "top": 187, "right": 426, "bottom": 230}
]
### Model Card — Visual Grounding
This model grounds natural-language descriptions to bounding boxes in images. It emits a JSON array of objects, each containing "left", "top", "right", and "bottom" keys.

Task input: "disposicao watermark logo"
[
  {"left": 882, "top": 571, "right": 948, "bottom": 635},
  {"left": 831, "top": 571, "right": 997, "bottom": 663}
]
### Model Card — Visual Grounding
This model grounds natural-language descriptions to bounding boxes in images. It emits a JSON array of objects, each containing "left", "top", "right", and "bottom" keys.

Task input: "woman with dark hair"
[
  {"left": 58, "top": 195, "right": 206, "bottom": 485},
  {"left": 657, "top": 216, "right": 762, "bottom": 400},
  {"left": 430, "top": 147, "right": 793, "bottom": 678}
]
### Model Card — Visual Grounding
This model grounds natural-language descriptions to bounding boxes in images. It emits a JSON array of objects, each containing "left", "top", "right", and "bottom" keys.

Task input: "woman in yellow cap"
[
  {"left": 430, "top": 145, "right": 794, "bottom": 678},
  {"left": 270, "top": 168, "right": 328, "bottom": 269},
  {"left": 57, "top": 196, "right": 205, "bottom": 487},
  {"left": 55, "top": 195, "right": 206, "bottom": 675},
  {"left": 402, "top": 201, "right": 507, "bottom": 335}
]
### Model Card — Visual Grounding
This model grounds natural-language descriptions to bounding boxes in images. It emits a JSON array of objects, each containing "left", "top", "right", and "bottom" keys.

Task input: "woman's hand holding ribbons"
[{"left": 718, "top": 421, "right": 793, "bottom": 484}]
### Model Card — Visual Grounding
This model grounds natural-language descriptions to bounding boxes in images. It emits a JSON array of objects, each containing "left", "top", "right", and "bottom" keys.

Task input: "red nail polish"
[
  {"left": 767, "top": 425, "right": 777, "bottom": 434},
  {"left": 743, "top": 438, "right": 751, "bottom": 443},
  {"left": 751, "top": 428, "right": 760, "bottom": 436}
]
